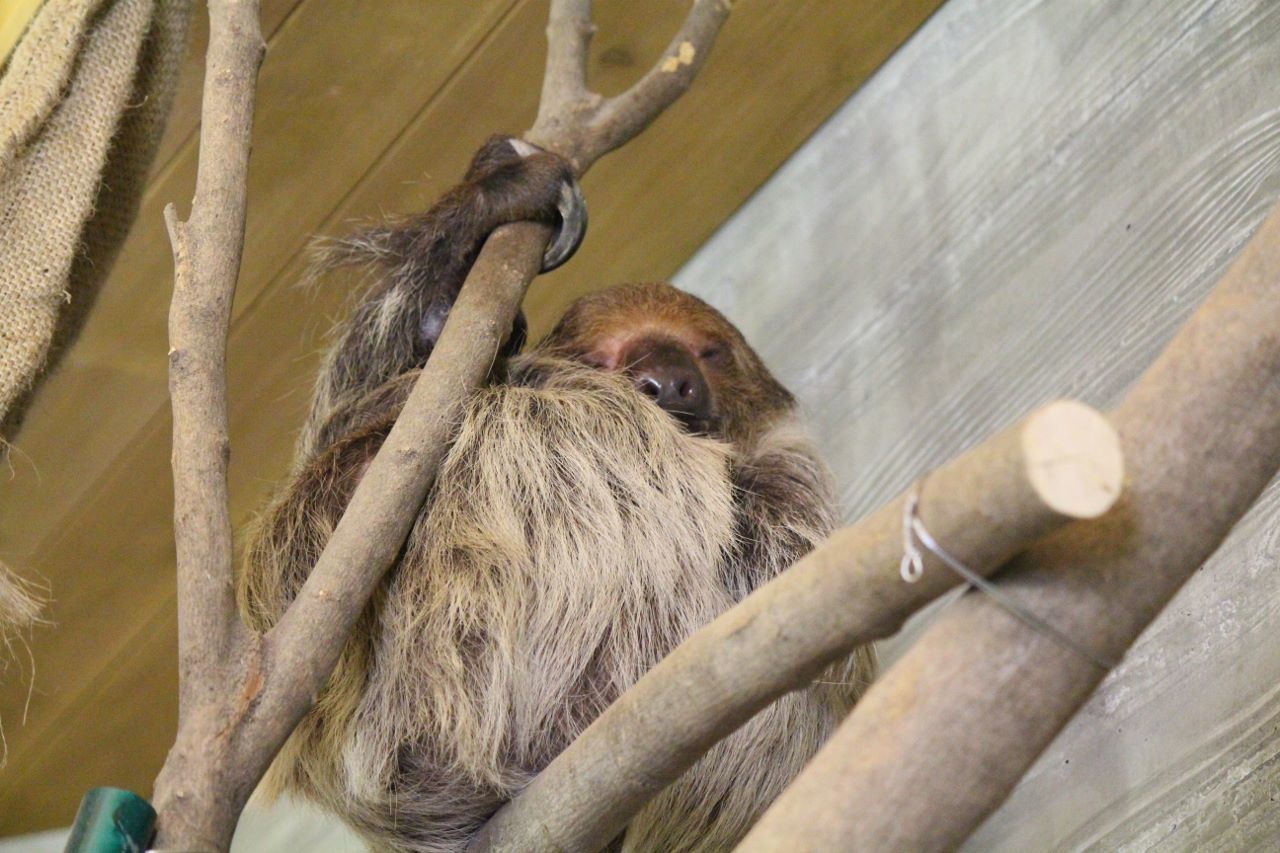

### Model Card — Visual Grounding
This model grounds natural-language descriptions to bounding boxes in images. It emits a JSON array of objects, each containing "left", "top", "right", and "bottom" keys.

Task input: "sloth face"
[{"left": 540, "top": 282, "right": 795, "bottom": 444}]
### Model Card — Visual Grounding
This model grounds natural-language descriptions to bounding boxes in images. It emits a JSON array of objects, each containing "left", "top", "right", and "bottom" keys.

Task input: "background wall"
[
  {"left": 675, "top": 0, "right": 1280, "bottom": 847},
  {"left": 4, "top": 0, "right": 1279, "bottom": 848}
]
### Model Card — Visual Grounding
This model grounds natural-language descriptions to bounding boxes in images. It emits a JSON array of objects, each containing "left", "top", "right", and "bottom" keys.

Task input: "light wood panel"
[
  {"left": 0, "top": 0, "right": 944, "bottom": 835},
  {"left": 676, "top": 0, "right": 1280, "bottom": 847}
]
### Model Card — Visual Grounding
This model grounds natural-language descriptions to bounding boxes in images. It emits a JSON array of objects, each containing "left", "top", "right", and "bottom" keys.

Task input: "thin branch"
[
  {"left": 163, "top": 0, "right": 262, "bottom": 716},
  {"left": 581, "top": 0, "right": 732, "bottom": 165},
  {"left": 527, "top": 0, "right": 733, "bottom": 172},
  {"left": 736, "top": 199, "right": 1280, "bottom": 850},
  {"left": 468, "top": 401, "right": 1123, "bottom": 852},
  {"left": 537, "top": 0, "right": 593, "bottom": 124},
  {"left": 152, "top": 0, "right": 264, "bottom": 848}
]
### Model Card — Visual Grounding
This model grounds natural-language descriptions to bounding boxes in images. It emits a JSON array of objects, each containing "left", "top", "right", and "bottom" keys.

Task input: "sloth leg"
[{"left": 415, "top": 136, "right": 587, "bottom": 356}]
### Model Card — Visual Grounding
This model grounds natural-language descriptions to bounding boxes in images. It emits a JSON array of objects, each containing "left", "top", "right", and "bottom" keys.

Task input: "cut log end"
[{"left": 1021, "top": 399, "right": 1124, "bottom": 519}]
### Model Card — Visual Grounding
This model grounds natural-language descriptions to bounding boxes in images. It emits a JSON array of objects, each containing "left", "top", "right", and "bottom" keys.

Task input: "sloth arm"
[
  {"left": 300, "top": 138, "right": 579, "bottom": 459},
  {"left": 724, "top": 430, "right": 836, "bottom": 601}
]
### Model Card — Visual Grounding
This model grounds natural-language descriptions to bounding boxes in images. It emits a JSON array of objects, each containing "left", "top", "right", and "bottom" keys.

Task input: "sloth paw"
[
  {"left": 468, "top": 135, "right": 588, "bottom": 273},
  {"left": 506, "top": 138, "right": 588, "bottom": 272}
]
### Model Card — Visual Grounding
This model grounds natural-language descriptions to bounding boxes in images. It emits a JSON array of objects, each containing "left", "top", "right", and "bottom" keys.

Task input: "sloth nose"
[{"left": 629, "top": 342, "right": 713, "bottom": 430}]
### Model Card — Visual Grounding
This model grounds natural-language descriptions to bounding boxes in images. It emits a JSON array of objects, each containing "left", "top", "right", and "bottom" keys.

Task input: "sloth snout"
[{"left": 629, "top": 342, "right": 713, "bottom": 429}]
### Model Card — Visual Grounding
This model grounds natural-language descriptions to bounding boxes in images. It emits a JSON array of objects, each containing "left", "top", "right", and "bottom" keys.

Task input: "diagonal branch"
[
  {"left": 468, "top": 400, "right": 1122, "bottom": 852},
  {"left": 257, "top": 221, "right": 547, "bottom": 743},
  {"left": 736, "top": 197, "right": 1280, "bottom": 850},
  {"left": 581, "top": 0, "right": 732, "bottom": 164}
]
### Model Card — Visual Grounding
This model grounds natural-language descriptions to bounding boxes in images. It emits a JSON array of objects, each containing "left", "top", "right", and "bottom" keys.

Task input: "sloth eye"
[{"left": 700, "top": 345, "right": 728, "bottom": 365}]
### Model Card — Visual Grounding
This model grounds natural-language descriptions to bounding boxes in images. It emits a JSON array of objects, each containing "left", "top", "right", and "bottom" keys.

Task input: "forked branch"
[{"left": 155, "top": 1, "right": 734, "bottom": 849}]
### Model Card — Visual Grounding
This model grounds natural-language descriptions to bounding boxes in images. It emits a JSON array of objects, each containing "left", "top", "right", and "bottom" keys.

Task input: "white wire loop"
[{"left": 899, "top": 483, "right": 1118, "bottom": 672}]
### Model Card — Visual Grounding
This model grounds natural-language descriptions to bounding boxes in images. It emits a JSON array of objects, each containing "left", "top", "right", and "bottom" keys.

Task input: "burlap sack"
[
  {"left": 0, "top": 0, "right": 192, "bottom": 438},
  {"left": 0, "top": 0, "right": 192, "bottom": 643}
]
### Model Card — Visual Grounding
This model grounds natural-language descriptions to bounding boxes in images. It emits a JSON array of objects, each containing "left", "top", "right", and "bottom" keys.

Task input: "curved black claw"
[
  {"left": 542, "top": 177, "right": 588, "bottom": 272},
  {"left": 506, "top": 138, "right": 588, "bottom": 273}
]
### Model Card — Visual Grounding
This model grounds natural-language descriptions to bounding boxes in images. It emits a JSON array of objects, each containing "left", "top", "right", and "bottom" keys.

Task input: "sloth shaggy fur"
[{"left": 241, "top": 352, "right": 872, "bottom": 852}]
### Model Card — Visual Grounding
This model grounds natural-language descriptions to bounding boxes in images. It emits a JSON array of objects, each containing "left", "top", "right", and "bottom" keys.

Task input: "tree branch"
[
  {"left": 153, "top": 0, "right": 263, "bottom": 847},
  {"left": 736, "top": 198, "right": 1280, "bottom": 850},
  {"left": 527, "top": 0, "right": 733, "bottom": 173},
  {"left": 468, "top": 401, "right": 1122, "bottom": 852},
  {"left": 580, "top": 0, "right": 732, "bottom": 165},
  {"left": 163, "top": 0, "right": 263, "bottom": 713},
  {"left": 537, "top": 0, "right": 593, "bottom": 124}
]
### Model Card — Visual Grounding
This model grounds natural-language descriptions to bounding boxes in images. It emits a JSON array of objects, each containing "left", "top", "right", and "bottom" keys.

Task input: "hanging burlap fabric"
[
  {"left": 0, "top": 0, "right": 192, "bottom": 437},
  {"left": 0, "top": 0, "right": 191, "bottom": 637}
]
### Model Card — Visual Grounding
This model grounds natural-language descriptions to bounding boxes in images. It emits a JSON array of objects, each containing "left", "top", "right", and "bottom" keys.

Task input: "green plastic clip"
[{"left": 64, "top": 787, "right": 156, "bottom": 853}]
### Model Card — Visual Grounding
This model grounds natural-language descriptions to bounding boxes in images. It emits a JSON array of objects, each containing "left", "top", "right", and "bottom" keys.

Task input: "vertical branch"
[
  {"left": 163, "top": 0, "right": 263, "bottom": 713},
  {"left": 153, "top": 1, "right": 263, "bottom": 849},
  {"left": 537, "top": 0, "right": 594, "bottom": 128}
]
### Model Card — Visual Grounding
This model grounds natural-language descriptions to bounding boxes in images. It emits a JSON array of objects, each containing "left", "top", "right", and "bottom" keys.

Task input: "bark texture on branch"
[
  {"left": 737, "top": 197, "right": 1280, "bottom": 851},
  {"left": 468, "top": 400, "right": 1122, "bottom": 852},
  {"left": 153, "top": 0, "right": 263, "bottom": 847},
  {"left": 155, "top": 1, "right": 733, "bottom": 849}
]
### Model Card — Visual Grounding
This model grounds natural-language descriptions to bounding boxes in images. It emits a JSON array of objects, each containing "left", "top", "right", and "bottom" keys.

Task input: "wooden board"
[
  {"left": 675, "top": 0, "right": 1280, "bottom": 847},
  {"left": 0, "top": 0, "right": 943, "bottom": 835}
]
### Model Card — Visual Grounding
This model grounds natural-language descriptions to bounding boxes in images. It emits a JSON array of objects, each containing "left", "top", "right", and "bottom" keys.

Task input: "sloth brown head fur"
[{"left": 541, "top": 282, "right": 794, "bottom": 448}]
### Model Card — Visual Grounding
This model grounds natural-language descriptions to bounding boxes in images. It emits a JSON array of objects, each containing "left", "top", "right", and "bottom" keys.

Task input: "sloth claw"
[
  {"left": 505, "top": 138, "right": 588, "bottom": 273},
  {"left": 542, "top": 177, "right": 588, "bottom": 272}
]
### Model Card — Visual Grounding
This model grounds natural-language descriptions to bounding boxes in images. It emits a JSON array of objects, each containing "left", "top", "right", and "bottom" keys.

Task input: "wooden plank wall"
[
  {"left": 0, "top": 0, "right": 945, "bottom": 836},
  {"left": 676, "top": 0, "right": 1280, "bottom": 847}
]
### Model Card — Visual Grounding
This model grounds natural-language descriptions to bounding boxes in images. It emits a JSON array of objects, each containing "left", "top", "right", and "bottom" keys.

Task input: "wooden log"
[{"left": 736, "top": 196, "right": 1280, "bottom": 852}]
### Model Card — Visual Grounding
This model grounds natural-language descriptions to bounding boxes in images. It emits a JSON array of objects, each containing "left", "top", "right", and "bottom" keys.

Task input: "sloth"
[{"left": 238, "top": 136, "right": 875, "bottom": 852}]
